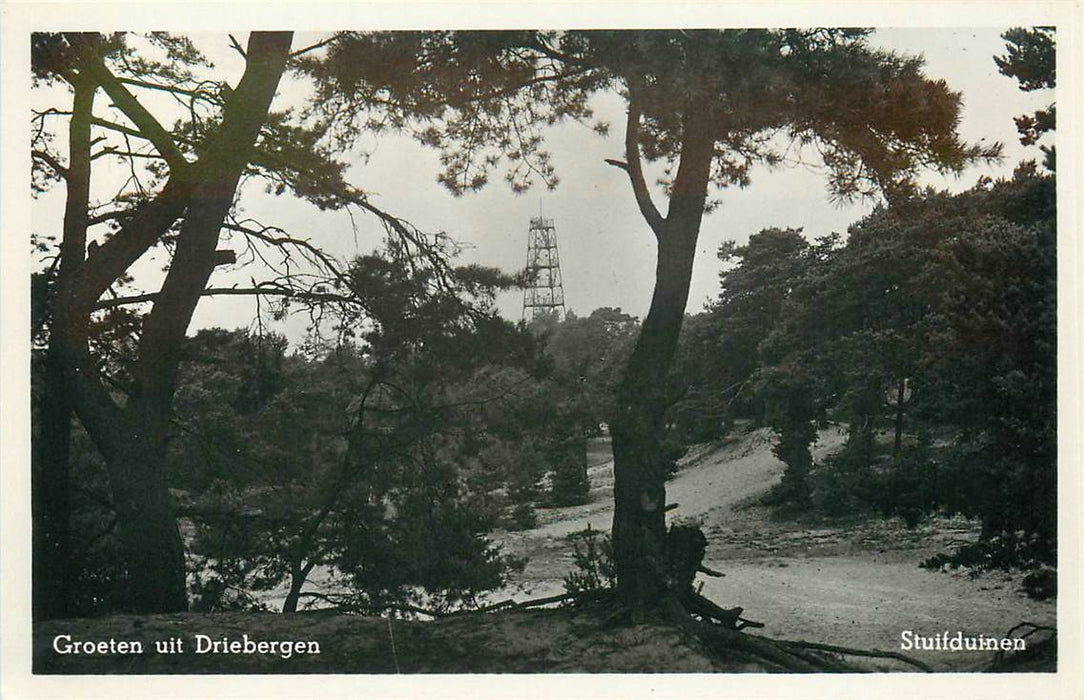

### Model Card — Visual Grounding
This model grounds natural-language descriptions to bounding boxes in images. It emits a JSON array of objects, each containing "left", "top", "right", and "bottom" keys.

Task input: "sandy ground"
[{"left": 492, "top": 426, "right": 1056, "bottom": 671}]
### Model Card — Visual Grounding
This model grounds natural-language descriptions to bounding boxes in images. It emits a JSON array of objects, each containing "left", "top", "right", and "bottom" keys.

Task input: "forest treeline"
[{"left": 675, "top": 163, "right": 1056, "bottom": 589}]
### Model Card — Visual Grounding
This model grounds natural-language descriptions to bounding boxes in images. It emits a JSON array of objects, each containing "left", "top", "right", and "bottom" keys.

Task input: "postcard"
[{"left": 2, "top": 2, "right": 1081, "bottom": 699}]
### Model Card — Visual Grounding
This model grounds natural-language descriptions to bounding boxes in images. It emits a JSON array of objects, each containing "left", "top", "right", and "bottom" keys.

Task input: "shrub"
[{"left": 562, "top": 526, "right": 615, "bottom": 595}]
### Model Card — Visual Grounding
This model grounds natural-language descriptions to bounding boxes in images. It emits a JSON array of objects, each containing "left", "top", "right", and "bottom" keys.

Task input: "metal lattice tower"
[{"left": 522, "top": 216, "right": 566, "bottom": 321}]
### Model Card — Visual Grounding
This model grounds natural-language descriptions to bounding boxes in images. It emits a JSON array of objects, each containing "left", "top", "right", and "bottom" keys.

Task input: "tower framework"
[{"left": 522, "top": 216, "right": 566, "bottom": 321}]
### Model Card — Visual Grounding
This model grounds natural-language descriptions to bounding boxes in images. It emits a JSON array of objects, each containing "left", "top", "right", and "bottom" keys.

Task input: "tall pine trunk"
[
  {"left": 610, "top": 227, "right": 699, "bottom": 606},
  {"left": 33, "top": 66, "right": 97, "bottom": 620},
  {"left": 609, "top": 107, "right": 713, "bottom": 609}
]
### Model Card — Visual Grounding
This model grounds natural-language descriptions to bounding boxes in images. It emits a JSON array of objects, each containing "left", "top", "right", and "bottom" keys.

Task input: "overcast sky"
[{"left": 30, "top": 27, "right": 1055, "bottom": 345}]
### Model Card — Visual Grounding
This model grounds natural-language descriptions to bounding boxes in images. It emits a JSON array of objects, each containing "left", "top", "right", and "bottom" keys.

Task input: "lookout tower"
[{"left": 522, "top": 216, "right": 566, "bottom": 322}]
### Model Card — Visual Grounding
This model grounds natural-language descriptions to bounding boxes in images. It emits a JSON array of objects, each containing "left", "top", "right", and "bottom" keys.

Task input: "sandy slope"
[{"left": 494, "top": 426, "right": 1056, "bottom": 671}]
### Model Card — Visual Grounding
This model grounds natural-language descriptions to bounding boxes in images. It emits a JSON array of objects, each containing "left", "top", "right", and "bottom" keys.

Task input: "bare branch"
[
  {"left": 289, "top": 35, "right": 339, "bottom": 58},
  {"left": 89, "top": 116, "right": 143, "bottom": 140},
  {"left": 32, "top": 149, "right": 69, "bottom": 179},
  {"left": 467, "top": 66, "right": 592, "bottom": 103},
  {"left": 92, "top": 285, "right": 357, "bottom": 311},
  {"left": 229, "top": 34, "right": 247, "bottom": 59},
  {"left": 223, "top": 219, "right": 346, "bottom": 282},
  {"left": 86, "top": 209, "right": 134, "bottom": 227},
  {"left": 117, "top": 77, "right": 208, "bottom": 99}
]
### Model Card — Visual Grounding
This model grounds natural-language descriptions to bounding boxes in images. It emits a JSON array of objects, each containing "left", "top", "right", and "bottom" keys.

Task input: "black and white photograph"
[{"left": 2, "top": 2, "right": 1081, "bottom": 698}]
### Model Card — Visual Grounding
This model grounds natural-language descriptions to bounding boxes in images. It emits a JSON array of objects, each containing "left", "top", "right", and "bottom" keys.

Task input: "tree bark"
[
  {"left": 893, "top": 379, "right": 906, "bottom": 455},
  {"left": 610, "top": 100, "right": 714, "bottom": 611},
  {"left": 282, "top": 559, "right": 317, "bottom": 613},
  {"left": 34, "top": 343, "right": 74, "bottom": 621},
  {"left": 101, "top": 412, "right": 188, "bottom": 612}
]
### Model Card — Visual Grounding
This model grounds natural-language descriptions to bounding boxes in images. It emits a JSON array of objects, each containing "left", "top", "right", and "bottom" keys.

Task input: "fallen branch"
[
  {"left": 779, "top": 639, "right": 933, "bottom": 672},
  {"left": 444, "top": 589, "right": 608, "bottom": 618},
  {"left": 693, "top": 624, "right": 857, "bottom": 672},
  {"left": 1003, "top": 621, "right": 1056, "bottom": 639}
]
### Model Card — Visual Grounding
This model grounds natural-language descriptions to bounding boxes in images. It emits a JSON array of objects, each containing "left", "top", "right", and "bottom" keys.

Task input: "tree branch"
[
  {"left": 289, "top": 35, "right": 340, "bottom": 58},
  {"left": 223, "top": 219, "right": 346, "bottom": 283},
  {"left": 117, "top": 77, "right": 209, "bottom": 100},
  {"left": 67, "top": 34, "right": 190, "bottom": 173},
  {"left": 32, "top": 149, "right": 70, "bottom": 179},
  {"left": 92, "top": 285, "right": 358, "bottom": 311},
  {"left": 229, "top": 34, "right": 247, "bottom": 59},
  {"left": 619, "top": 94, "right": 665, "bottom": 234}
]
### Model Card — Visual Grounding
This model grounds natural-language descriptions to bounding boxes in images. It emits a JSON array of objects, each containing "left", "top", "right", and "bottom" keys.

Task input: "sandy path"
[
  {"left": 494, "top": 427, "right": 1056, "bottom": 671},
  {"left": 527, "top": 425, "right": 844, "bottom": 538}
]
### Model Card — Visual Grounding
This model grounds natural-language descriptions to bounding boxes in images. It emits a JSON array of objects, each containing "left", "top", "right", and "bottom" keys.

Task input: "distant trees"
[
  {"left": 674, "top": 228, "right": 828, "bottom": 442},
  {"left": 146, "top": 245, "right": 544, "bottom": 614},
  {"left": 700, "top": 163, "right": 1055, "bottom": 567}
]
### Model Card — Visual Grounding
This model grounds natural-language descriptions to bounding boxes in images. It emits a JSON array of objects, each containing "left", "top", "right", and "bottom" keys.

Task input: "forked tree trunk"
[
  {"left": 609, "top": 107, "right": 714, "bottom": 610},
  {"left": 282, "top": 558, "right": 318, "bottom": 613},
  {"left": 282, "top": 576, "right": 305, "bottom": 614},
  {"left": 49, "top": 32, "right": 294, "bottom": 613}
]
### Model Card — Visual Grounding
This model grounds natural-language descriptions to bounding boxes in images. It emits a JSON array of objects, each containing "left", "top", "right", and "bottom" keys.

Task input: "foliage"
[
  {"left": 171, "top": 241, "right": 546, "bottom": 614},
  {"left": 562, "top": 526, "right": 616, "bottom": 595},
  {"left": 529, "top": 308, "right": 639, "bottom": 505},
  {"left": 546, "top": 436, "right": 591, "bottom": 507},
  {"left": 995, "top": 27, "right": 1056, "bottom": 170},
  {"left": 536, "top": 308, "right": 639, "bottom": 431},
  {"left": 304, "top": 30, "right": 999, "bottom": 206},
  {"left": 675, "top": 228, "right": 831, "bottom": 442},
  {"left": 741, "top": 164, "right": 1056, "bottom": 569}
]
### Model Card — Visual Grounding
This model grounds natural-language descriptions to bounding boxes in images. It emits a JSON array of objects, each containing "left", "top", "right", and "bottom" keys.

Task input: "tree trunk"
[
  {"left": 105, "top": 413, "right": 188, "bottom": 613},
  {"left": 33, "top": 348, "right": 74, "bottom": 620},
  {"left": 282, "top": 577, "right": 304, "bottom": 614},
  {"left": 611, "top": 228, "right": 700, "bottom": 608},
  {"left": 282, "top": 559, "right": 317, "bottom": 613},
  {"left": 609, "top": 108, "right": 713, "bottom": 610},
  {"left": 49, "top": 32, "right": 294, "bottom": 613},
  {"left": 33, "top": 65, "right": 98, "bottom": 620}
]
